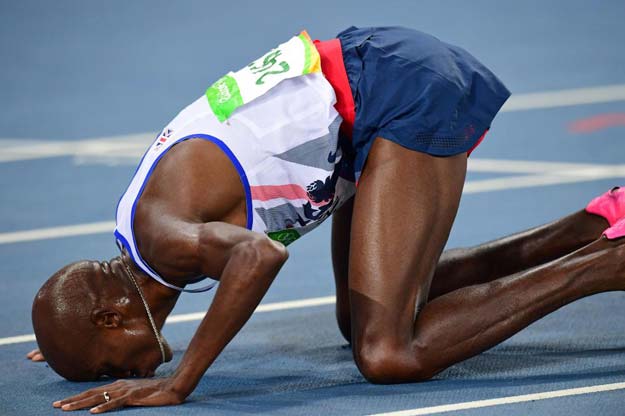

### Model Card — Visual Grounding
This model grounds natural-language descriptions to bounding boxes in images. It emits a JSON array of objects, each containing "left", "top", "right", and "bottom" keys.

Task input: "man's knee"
[{"left": 353, "top": 338, "right": 434, "bottom": 384}]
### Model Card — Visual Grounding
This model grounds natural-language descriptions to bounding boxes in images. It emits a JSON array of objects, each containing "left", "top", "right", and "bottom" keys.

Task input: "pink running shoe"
[
  {"left": 586, "top": 186, "right": 625, "bottom": 226},
  {"left": 604, "top": 217, "right": 625, "bottom": 240}
]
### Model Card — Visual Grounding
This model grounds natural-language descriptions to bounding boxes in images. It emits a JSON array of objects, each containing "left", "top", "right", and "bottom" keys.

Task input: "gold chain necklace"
[{"left": 120, "top": 257, "right": 166, "bottom": 364}]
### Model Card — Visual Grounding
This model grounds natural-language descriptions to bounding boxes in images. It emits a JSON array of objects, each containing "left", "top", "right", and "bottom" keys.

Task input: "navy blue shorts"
[{"left": 337, "top": 26, "right": 511, "bottom": 178}]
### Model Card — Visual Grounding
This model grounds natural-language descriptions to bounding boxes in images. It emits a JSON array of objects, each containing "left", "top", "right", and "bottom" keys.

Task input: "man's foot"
[
  {"left": 604, "top": 217, "right": 625, "bottom": 240},
  {"left": 586, "top": 187, "right": 625, "bottom": 226}
]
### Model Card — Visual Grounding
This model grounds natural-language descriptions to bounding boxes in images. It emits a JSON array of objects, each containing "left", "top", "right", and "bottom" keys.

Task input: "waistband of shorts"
[{"left": 314, "top": 38, "right": 355, "bottom": 137}]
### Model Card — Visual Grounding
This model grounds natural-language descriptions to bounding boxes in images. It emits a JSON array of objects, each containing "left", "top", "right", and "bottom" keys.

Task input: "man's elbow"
[
  {"left": 233, "top": 238, "right": 289, "bottom": 277},
  {"left": 256, "top": 237, "right": 289, "bottom": 266}
]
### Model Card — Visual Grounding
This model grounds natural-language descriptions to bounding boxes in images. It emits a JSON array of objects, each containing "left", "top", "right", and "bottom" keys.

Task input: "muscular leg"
[
  {"left": 332, "top": 197, "right": 354, "bottom": 342},
  {"left": 429, "top": 210, "right": 608, "bottom": 299},
  {"left": 348, "top": 137, "right": 625, "bottom": 383},
  {"left": 332, "top": 164, "right": 608, "bottom": 341}
]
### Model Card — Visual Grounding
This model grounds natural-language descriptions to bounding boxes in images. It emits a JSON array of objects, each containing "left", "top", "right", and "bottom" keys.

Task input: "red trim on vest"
[{"left": 314, "top": 39, "right": 355, "bottom": 138}]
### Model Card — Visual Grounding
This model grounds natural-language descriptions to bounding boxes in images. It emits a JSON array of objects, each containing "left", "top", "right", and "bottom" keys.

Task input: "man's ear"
[{"left": 90, "top": 308, "right": 122, "bottom": 328}]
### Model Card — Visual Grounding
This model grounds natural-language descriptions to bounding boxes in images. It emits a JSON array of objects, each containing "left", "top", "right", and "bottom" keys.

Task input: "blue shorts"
[{"left": 337, "top": 26, "right": 511, "bottom": 178}]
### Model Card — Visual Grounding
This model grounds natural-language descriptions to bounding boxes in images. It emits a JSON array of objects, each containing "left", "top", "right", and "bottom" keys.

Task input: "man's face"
[
  {"left": 34, "top": 258, "right": 178, "bottom": 382},
  {"left": 88, "top": 258, "right": 174, "bottom": 380},
  {"left": 92, "top": 324, "right": 174, "bottom": 379}
]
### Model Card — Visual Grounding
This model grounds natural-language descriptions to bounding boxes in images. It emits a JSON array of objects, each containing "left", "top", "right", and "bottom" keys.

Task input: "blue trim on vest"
[
  {"left": 115, "top": 133, "right": 253, "bottom": 293},
  {"left": 115, "top": 228, "right": 217, "bottom": 293},
  {"left": 114, "top": 132, "right": 161, "bottom": 228}
]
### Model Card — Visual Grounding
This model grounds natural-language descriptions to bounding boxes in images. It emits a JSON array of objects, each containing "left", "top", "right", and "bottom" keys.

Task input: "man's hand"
[
  {"left": 53, "top": 378, "right": 184, "bottom": 414},
  {"left": 26, "top": 348, "right": 45, "bottom": 362}
]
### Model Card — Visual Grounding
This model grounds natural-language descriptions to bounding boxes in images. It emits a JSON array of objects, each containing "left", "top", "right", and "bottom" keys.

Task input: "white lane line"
[
  {"left": 465, "top": 159, "right": 625, "bottom": 194},
  {"left": 0, "top": 133, "right": 152, "bottom": 164},
  {"left": 0, "top": 296, "right": 336, "bottom": 346},
  {"left": 501, "top": 84, "right": 625, "bottom": 112},
  {"left": 1, "top": 83, "right": 624, "bottom": 165},
  {"left": 0, "top": 221, "right": 115, "bottom": 245},
  {"left": 0, "top": 334, "right": 37, "bottom": 346},
  {"left": 467, "top": 158, "right": 625, "bottom": 174},
  {"left": 2, "top": 159, "right": 625, "bottom": 245},
  {"left": 366, "top": 381, "right": 625, "bottom": 416},
  {"left": 166, "top": 296, "right": 336, "bottom": 323},
  {"left": 465, "top": 171, "right": 625, "bottom": 194}
]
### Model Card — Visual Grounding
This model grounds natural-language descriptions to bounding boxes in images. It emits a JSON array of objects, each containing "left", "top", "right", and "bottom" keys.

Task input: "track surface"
[{"left": 1, "top": 1, "right": 625, "bottom": 415}]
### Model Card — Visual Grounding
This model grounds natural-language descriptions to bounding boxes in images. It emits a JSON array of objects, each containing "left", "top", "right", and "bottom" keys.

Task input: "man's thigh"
[{"left": 348, "top": 137, "right": 467, "bottom": 346}]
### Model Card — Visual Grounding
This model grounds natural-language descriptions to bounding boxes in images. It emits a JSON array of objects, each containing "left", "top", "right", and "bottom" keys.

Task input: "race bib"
[{"left": 205, "top": 31, "right": 321, "bottom": 122}]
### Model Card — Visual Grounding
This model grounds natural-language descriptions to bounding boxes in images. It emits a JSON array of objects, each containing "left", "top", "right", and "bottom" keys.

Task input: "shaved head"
[
  {"left": 32, "top": 261, "right": 104, "bottom": 380},
  {"left": 32, "top": 257, "right": 172, "bottom": 381}
]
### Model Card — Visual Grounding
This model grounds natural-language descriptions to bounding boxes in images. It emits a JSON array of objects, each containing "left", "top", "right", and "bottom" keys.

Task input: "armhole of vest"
[{"left": 118, "top": 133, "right": 254, "bottom": 293}]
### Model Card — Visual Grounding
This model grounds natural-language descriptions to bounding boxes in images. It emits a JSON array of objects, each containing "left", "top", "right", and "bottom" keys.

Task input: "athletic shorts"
[{"left": 336, "top": 26, "right": 511, "bottom": 177}]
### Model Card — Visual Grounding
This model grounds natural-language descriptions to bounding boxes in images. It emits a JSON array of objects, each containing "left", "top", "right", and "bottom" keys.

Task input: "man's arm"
[
  {"left": 55, "top": 222, "right": 288, "bottom": 413},
  {"left": 169, "top": 222, "right": 289, "bottom": 397}
]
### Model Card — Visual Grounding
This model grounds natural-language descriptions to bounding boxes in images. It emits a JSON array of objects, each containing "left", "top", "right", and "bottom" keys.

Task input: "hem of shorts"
[
  {"left": 353, "top": 127, "right": 487, "bottom": 180},
  {"left": 381, "top": 126, "right": 487, "bottom": 153}
]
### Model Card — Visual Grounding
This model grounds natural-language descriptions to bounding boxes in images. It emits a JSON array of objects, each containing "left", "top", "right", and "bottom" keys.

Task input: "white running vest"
[{"left": 115, "top": 72, "right": 356, "bottom": 292}]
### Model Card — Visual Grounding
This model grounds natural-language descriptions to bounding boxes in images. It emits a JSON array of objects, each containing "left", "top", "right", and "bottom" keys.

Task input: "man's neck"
[{"left": 117, "top": 253, "right": 181, "bottom": 329}]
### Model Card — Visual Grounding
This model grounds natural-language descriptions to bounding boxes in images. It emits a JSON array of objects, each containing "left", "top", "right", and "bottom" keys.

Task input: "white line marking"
[
  {"left": 2, "top": 159, "right": 625, "bottom": 245},
  {"left": 501, "top": 84, "right": 625, "bottom": 112},
  {"left": 0, "top": 334, "right": 37, "bottom": 346},
  {"left": 0, "top": 133, "right": 152, "bottom": 164},
  {"left": 1, "top": 83, "right": 624, "bottom": 164},
  {"left": 0, "top": 296, "right": 336, "bottom": 346},
  {"left": 366, "top": 381, "right": 625, "bottom": 416},
  {"left": 3, "top": 157, "right": 625, "bottom": 245},
  {"left": 467, "top": 158, "right": 625, "bottom": 174},
  {"left": 0, "top": 221, "right": 115, "bottom": 245},
  {"left": 465, "top": 160, "right": 625, "bottom": 194},
  {"left": 166, "top": 296, "right": 336, "bottom": 323},
  {"left": 464, "top": 172, "right": 625, "bottom": 194}
]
